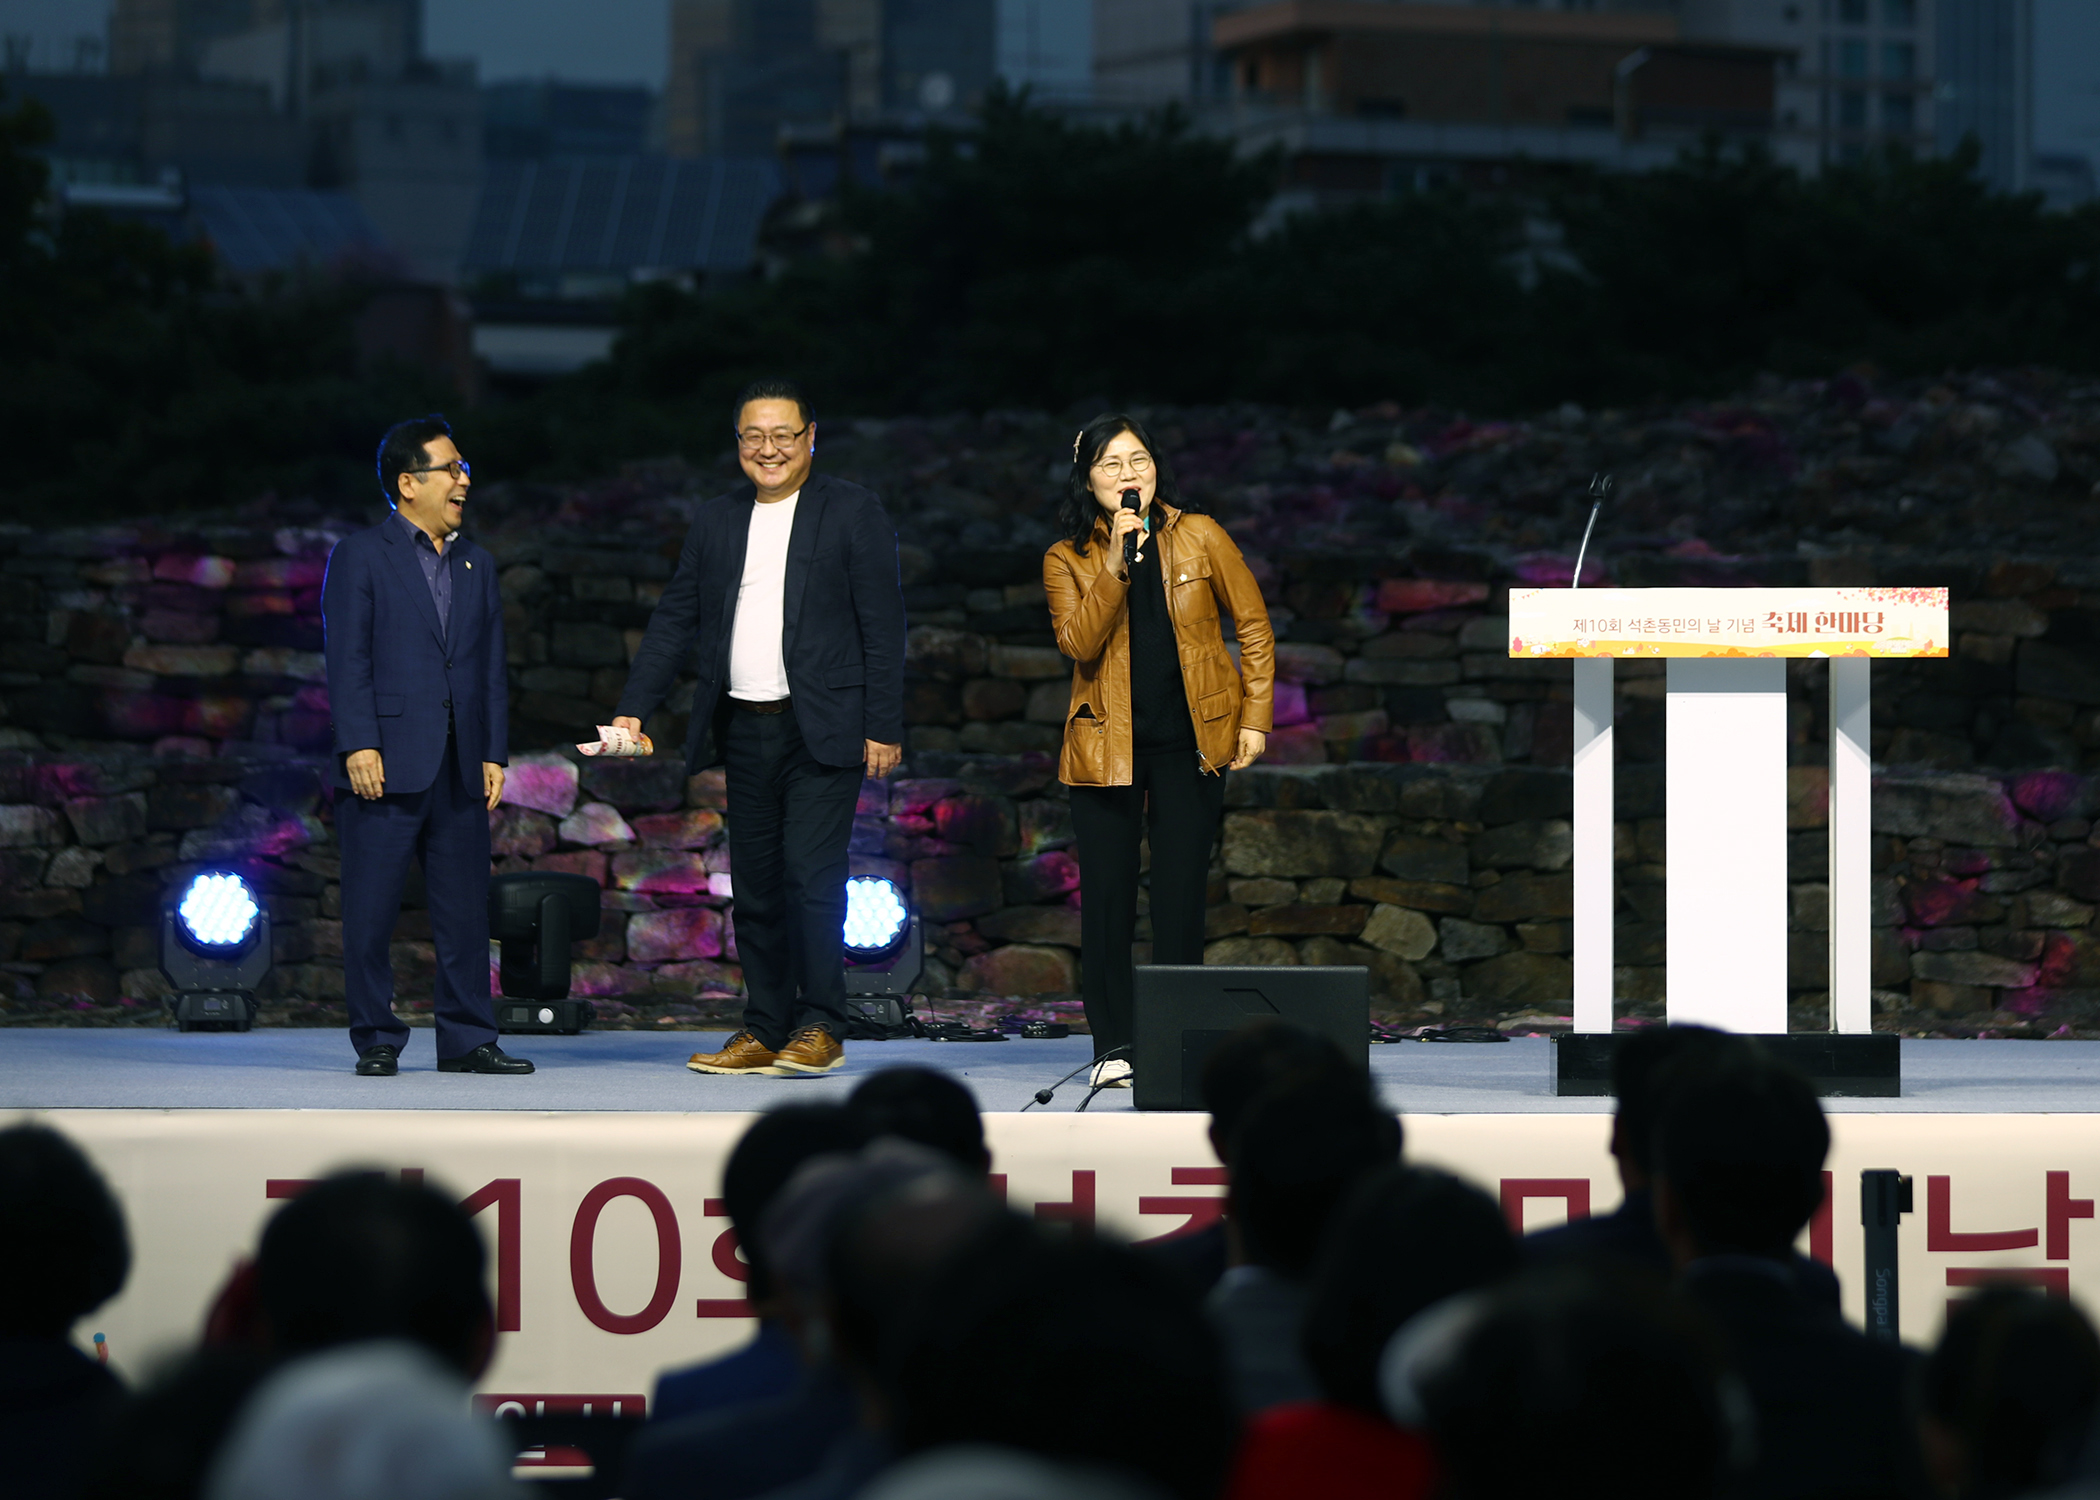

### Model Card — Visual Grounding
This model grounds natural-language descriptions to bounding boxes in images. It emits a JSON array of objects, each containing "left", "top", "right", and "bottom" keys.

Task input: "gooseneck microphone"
[
  {"left": 1572, "top": 472, "right": 1611, "bottom": 589},
  {"left": 1121, "top": 487, "right": 1142, "bottom": 569}
]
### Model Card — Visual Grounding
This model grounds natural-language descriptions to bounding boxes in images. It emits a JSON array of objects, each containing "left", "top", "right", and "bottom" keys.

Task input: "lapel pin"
[{"left": 465, "top": 560, "right": 472, "bottom": 569}]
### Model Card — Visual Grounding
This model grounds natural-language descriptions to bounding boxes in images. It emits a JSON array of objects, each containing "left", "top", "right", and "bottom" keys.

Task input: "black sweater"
[{"left": 1126, "top": 530, "right": 1195, "bottom": 754}]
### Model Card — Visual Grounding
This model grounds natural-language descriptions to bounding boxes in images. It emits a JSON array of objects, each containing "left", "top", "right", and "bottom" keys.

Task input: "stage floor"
[{"left": 5, "top": 1031, "right": 2100, "bottom": 1114}]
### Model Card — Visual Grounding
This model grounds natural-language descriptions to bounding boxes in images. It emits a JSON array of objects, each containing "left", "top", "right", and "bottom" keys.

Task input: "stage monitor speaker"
[{"left": 1131, "top": 964, "right": 1370, "bottom": 1112}]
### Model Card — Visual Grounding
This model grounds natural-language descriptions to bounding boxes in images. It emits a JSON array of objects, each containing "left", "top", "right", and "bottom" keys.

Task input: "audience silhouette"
[
  {"left": 653, "top": 1103, "right": 871, "bottom": 1425},
  {"left": 1402, "top": 1266, "right": 1737, "bottom": 1500},
  {"left": 1653, "top": 1041, "right": 1930, "bottom": 1500},
  {"left": 1918, "top": 1286, "right": 2100, "bottom": 1500},
  {"left": 1149, "top": 1020, "right": 1364, "bottom": 1296},
  {"left": 1207, "top": 1063, "right": 1402, "bottom": 1414},
  {"left": 845, "top": 1065, "right": 994, "bottom": 1178},
  {"left": 630, "top": 1102, "right": 875, "bottom": 1499},
  {"left": 0, "top": 1124, "right": 131, "bottom": 1500},
  {"left": 14, "top": 1034, "right": 2098, "bottom": 1500},
  {"left": 1231, "top": 1165, "right": 1516, "bottom": 1500},
  {"left": 90, "top": 1171, "right": 500, "bottom": 1500}
]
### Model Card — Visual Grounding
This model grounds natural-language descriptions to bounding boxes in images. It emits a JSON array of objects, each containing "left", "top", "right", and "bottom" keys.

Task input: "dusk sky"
[
  {"left": 1, "top": 0, "right": 672, "bottom": 85},
  {"left": 1, "top": 0, "right": 2095, "bottom": 174}
]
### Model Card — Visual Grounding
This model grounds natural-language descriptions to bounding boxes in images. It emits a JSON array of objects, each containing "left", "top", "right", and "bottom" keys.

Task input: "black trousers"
[
  {"left": 1068, "top": 752, "right": 1226, "bottom": 1061},
  {"left": 720, "top": 704, "right": 864, "bottom": 1049}
]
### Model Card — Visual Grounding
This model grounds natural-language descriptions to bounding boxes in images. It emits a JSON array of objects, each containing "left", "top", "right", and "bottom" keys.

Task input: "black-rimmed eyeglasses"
[
  {"left": 735, "top": 424, "right": 811, "bottom": 453},
  {"left": 408, "top": 459, "right": 472, "bottom": 480}
]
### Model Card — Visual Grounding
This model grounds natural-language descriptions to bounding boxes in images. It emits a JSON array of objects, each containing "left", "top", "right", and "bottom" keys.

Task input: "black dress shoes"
[
  {"left": 437, "top": 1042, "right": 535, "bottom": 1075},
  {"left": 355, "top": 1045, "right": 399, "bottom": 1077}
]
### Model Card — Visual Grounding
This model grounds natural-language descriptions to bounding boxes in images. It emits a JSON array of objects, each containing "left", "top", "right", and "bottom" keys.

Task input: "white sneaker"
[{"left": 1089, "top": 1058, "right": 1133, "bottom": 1089}]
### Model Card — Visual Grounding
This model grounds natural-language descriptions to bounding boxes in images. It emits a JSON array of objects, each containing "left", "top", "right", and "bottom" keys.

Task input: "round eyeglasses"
[{"left": 1092, "top": 453, "right": 1152, "bottom": 480}]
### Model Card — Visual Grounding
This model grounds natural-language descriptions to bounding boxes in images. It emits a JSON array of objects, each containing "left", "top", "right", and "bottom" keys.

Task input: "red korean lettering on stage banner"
[
  {"left": 1928, "top": 1171, "right": 2094, "bottom": 1303},
  {"left": 1489, "top": 1172, "right": 1834, "bottom": 1264},
  {"left": 1498, "top": 1178, "right": 1591, "bottom": 1231},
  {"left": 1946, "top": 1267, "right": 2071, "bottom": 1300},
  {"left": 462, "top": 1178, "right": 523, "bottom": 1333},
  {"left": 2047, "top": 1171, "right": 2094, "bottom": 1259},
  {"left": 1136, "top": 1167, "right": 1228, "bottom": 1243},
  {"left": 1928, "top": 1174, "right": 2039, "bottom": 1252},
  {"left": 1032, "top": 1170, "right": 1097, "bottom": 1236},
  {"left": 1810, "top": 1172, "right": 1834, "bottom": 1266},
  {"left": 695, "top": 1197, "right": 754, "bottom": 1320},
  {"left": 570, "top": 1178, "right": 682, "bottom": 1335}
]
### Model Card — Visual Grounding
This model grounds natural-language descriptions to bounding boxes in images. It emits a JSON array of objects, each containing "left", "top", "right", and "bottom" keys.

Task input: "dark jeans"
[
  {"left": 721, "top": 704, "right": 864, "bottom": 1049},
  {"left": 336, "top": 732, "right": 498, "bottom": 1059},
  {"left": 1068, "top": 752, "right": 1226, "bottom": 1061}
]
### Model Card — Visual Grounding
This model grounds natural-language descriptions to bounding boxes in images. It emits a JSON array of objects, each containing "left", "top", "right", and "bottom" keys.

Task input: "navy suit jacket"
[
  {"left": 617, "top": 472, "right": 907, "bottom": 772},
  {"left": 320, "top": 516, "right": 508, "bottom": 794}
]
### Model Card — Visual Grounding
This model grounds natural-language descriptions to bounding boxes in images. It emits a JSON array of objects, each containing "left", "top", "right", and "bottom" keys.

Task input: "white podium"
[{"left": 1508, "top": 587, "right": 1949, "bottom": 1038}]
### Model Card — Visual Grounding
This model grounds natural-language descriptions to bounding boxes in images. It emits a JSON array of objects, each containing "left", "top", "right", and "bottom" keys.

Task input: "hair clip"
[{"left": 1072, "top": 431, "right": 1082, "bottom": 462}]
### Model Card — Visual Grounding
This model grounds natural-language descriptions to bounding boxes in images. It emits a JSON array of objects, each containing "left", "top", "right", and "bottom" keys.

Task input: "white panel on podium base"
[
  {"left": 1829, "top": 657, "right": 1873, "bottom": 1033},
  {"left": 1571, "top": 658, "right": 1614, "bottom": 1034},
  {"left": 1666, "top": 658, "right": 1789, "bottom": 1032}
]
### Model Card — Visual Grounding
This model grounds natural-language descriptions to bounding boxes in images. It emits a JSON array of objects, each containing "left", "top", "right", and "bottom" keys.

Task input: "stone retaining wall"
[
  {"left": 6, "top": 512, "right": 2099, "bottom": 791},
  {"left": 12, "top": 377, "right": 2100, "bottom": 1032},
  {"left": 6, "top": 740, "right": 2098, "bottom": 1038}
]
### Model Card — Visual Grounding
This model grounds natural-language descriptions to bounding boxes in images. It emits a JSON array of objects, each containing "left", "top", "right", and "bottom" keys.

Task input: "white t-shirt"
[{"left": 727, "top": 490, "right": 799, "bottom": 700}]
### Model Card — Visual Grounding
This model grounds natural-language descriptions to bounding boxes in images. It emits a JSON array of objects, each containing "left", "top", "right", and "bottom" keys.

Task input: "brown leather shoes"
[
  {"left": 687, "top": 1030, "right": 781, "bottom": 1076},
  {"left": 772, "top": 1026, "right": 844, "bottom": 1076}
]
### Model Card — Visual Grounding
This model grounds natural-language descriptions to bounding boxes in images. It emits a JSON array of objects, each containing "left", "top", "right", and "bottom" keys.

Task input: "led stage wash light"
[
  {"left": 161, "top": 870, "right": 271, "bottom": 1031},
  {"left": 842, "top": 875, "right": 921, "bottom": 1000}
]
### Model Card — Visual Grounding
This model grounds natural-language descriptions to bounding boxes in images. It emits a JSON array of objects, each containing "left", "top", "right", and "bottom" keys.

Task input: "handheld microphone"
[{"left": 1121, "top": 488, "right": 1142, "bottom": 568}]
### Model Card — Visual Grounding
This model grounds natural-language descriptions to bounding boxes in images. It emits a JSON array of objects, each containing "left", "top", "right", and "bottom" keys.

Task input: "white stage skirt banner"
[{"left": 22, "top": 1109, "right": 2100, "bottom": 1405}]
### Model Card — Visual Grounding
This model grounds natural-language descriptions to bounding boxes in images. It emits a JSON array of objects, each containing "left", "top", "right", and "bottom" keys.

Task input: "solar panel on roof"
[
  {"left": 606, "top": 158, "right": 665, "bottom": 267},
  {"left": 461, "top": 156, "right": 780, "bottom": 276},
  {"left": 188, "top": 186, "right": 386, "bottom": 274}
]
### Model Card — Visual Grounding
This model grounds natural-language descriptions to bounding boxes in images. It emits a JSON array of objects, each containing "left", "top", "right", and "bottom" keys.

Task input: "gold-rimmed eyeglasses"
[
  {"left": 1092, "top": 453, "right": 1152, "bottom": 480},
  {"left": 735, "top": 423, "right": 812, "bottom": 453}
]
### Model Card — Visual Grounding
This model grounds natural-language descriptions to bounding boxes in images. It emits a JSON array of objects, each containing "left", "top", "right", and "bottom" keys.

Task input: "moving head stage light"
[
  {"left": 161, "top": 870, "right": 271, "bottom": 1031},
  {"left": 841, "top": 875, "right": 923, "bottom": 1037},
  {"left": 489, "top": 871, "right": 603, "bottom": 1034}
]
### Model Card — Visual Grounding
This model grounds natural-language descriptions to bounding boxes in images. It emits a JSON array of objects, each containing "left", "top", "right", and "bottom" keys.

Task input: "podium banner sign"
[{"left": 1508, "top": 586, "right": 1949, "bottom": 659}]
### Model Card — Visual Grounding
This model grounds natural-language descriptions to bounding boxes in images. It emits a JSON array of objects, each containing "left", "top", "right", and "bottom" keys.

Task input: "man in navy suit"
[
  {"left": 321, "top": 415, "right": 532, "bottom": 1077},
  {"left": 612, "top": 379, "right": 907, "bottom": 1077}
]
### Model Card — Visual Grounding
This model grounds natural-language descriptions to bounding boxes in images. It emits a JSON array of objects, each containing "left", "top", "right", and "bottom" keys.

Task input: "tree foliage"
[
  {"left": 0, "top": 86, "right": 449, "bottom": 520},
  {"left": 6, "top": 80, "right": 2100, "bottom": 509},
  {"left": 480, "top": 98, "right": 2100, "bottom": 478}
]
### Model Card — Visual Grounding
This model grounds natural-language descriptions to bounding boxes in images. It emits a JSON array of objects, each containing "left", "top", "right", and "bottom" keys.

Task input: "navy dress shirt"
[{"left": 393, "top": 509, "right": 455, "bottom": 642}]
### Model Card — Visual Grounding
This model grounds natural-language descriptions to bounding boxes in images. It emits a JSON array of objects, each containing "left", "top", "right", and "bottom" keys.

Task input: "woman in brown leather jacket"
[{"left": 1044, "top": 413, "right": 1276, "bottom": 1089}]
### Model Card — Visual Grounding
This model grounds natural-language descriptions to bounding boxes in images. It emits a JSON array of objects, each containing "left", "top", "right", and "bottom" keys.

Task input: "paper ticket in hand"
[{"left": 577, "top": 724, "right": 654, "bottom": 757}]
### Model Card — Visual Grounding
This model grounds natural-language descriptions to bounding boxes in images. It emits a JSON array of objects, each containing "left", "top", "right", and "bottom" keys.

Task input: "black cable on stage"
[{"left": 1022, "top": 1044, "right": 1130, "bottom": 1111}]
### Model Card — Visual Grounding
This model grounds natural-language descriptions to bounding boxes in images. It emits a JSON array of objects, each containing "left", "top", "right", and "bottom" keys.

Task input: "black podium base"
[{"left": 1551, "top": 1031, "right": 1900, "bottom": 1098}]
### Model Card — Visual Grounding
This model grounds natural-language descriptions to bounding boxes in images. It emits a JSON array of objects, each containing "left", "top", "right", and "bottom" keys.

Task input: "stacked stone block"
[
  {"left": 6, "top": 740, "right": 2100, "bottom": 1037},
  {"left": 10, "top": 372, "right": 2100, "bottom": 1032}
]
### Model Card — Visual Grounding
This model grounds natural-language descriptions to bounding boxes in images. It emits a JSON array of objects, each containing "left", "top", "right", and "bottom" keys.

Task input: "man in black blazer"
[
  {"left": 321, "top": 415, "right": 532, "bottom": 1077},
  {"left": 612, "top": 379, "right": 906, "bottom": 1077},
  {"left": 1654, "top": 1044, "right": 1929, "bottom": 1500},
  {"left": 1526, "top": 1025, "right": 1842, "bottom": 1306}
]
